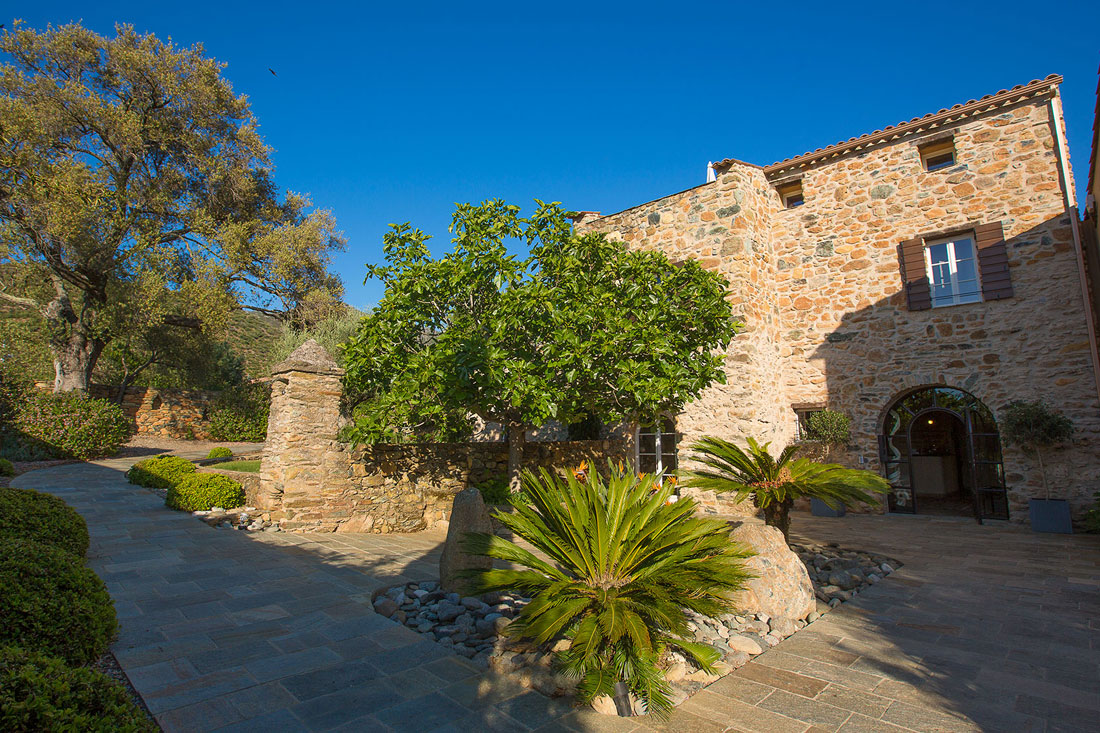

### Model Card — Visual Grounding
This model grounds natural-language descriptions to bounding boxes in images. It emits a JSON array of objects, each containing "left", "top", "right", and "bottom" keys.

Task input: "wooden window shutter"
[
  {"left": 974, "top": 221, "right": 1013, "bottom": 300},
  {"left": 898, "top": 237, "right": 931, "bottom": 311}
]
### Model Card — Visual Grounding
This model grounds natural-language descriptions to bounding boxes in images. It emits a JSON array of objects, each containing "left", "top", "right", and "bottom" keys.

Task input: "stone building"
[{"left": 574, "top": 75, "right": 1100, "bottom": 524}]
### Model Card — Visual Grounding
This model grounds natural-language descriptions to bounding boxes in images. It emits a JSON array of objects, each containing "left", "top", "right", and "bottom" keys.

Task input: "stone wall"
[
  {"left": 34, "top": 382, "right": 219, "bottom": 440},
  {"left": 577, "top": 84, "right": 1100, "bottom": 522},
  {"left": 258, "top": 340, "right": 630, "bottom": 533}
]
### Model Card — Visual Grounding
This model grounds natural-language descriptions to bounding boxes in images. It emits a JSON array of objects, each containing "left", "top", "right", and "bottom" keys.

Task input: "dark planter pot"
[
  {"left": 811, "top": 498, "right": 845, "bottom": 518},
  {"left": 1029, "top": 498, "right": 1073, "bottom": 534}
]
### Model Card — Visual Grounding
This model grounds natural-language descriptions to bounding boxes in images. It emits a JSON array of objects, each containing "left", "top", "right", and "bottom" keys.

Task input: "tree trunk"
[
  {"left": 51, "top": 330, "right": 104, "bottom": 394},
  {"left": 507, "top": 421, "right": 526, "bottom": 493},
  {"left": 1035, "top": 447, "right": 1048, "bottom": 500},
  {"left": 762, "top": 498, "right": 794, "bottom": 545}
]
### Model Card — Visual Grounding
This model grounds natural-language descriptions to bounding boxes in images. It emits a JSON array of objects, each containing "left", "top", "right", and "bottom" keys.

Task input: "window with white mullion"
[
  {"left": 637, "top": 417, "right": 677, "bottom": 474},
  {"left": 924, "top": 235, "right": 981, "bottom": 308}
]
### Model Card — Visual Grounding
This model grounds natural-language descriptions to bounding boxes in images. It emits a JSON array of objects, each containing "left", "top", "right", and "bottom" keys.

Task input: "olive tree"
[
  {"left": 342, "top": 200, "right": 740, "bottom": 490},
  {"left": 1000, "top": 400, "right": 1074, "bottom": 500},
  {"left": 0, "top": 23, "right": 344, "bottom": 392}
]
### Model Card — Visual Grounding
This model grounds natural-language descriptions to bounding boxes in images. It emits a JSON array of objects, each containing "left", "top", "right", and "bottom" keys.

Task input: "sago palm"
[
  {"left": 683, "top": 437, "right": 889, "bottom": 544},
  {"left": 461, "top": 463, "right": 753, "bottom": 718}
]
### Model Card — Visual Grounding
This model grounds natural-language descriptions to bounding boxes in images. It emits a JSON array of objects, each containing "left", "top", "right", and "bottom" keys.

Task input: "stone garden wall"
[
  {"left": 34, "top": 382, "right": 218, "bottom": 440},
  {"left": 257, "top": 341, "right": 630, "bottom": 533},
  {"left": 577, "top": 81, "right": 1100, "bottom": 522}
]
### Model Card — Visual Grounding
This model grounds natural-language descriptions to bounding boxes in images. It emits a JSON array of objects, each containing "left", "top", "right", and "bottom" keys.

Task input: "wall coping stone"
[{"left": 270, "top": 339, "right": 343, "bottom": 377}]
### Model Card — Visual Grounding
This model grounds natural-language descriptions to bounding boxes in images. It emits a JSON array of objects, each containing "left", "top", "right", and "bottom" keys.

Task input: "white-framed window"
[
  {"left": 924, "top": 235, "right": 981, "bottom": 307},
  {"left": 637, "top": 417, "right": 677, "bottom": 474}
]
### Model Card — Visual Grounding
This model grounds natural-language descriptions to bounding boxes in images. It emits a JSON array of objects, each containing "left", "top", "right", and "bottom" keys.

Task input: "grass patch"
[{"left": 217, "top": 459, "right": 261, "bottom": 473}]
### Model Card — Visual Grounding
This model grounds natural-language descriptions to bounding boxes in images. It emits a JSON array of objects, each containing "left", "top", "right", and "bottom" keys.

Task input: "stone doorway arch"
[{"left": 878, "top": 386, "right": 1009, "bottom": 523}]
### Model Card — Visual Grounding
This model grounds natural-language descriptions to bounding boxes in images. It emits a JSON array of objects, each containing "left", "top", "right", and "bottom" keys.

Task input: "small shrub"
[
  {"left": 0, "top": 538, "right": 117, "bottom": 666},
  {"left": 125, "top": 455, "right": 196, "bottom": 489},
  {"left": 208, "top": 383, "right": 269, "bottom": 442},
  {"left": 1, "top": 393, "right": 131, "bottom": 461},
  {"left": 165, "top": 474, "right": 245, "bottom": 512},
  {"left": 0, "top": 458, "right": 13, "bottom": 477},
  {"left": 803, "top": 409, "right": 851, "bottom": 446},
  {"left": 206, "top": 447, "right": 233, "bottom": 460},
  {"left": 1084, "top": 491, "right": 1100, "bottom": 533},
  {"left": 474, "top": 476, "right": 530, "bottom": 506},
  {"left": 0, "top": 647, "right": 155, "bottom": 732},
  {"left": 0, "top": 487, "right": 89, "bottom": 557}
]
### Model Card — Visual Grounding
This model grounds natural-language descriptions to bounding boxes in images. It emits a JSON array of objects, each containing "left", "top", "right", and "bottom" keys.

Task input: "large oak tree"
[
  {"left": 342, "top": 200, "right": 740, "bottom": 489},
  {"left": 0, "top": 23, "right": 344, "bottom": 392}
]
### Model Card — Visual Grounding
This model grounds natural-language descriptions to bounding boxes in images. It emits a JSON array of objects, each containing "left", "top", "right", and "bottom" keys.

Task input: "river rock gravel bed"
[{"left": 373, "top": 542, "right": 902, "bottom": 701}]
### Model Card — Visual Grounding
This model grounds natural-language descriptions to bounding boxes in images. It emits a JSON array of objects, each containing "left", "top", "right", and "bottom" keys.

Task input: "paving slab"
[{"left": 13, "top": 459, "right": 1100, "bottom": 732}]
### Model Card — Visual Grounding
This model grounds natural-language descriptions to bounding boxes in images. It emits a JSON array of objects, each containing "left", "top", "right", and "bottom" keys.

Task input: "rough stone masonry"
[{"left": 575, "top": 75, "right": 1100, "bottom": 521}]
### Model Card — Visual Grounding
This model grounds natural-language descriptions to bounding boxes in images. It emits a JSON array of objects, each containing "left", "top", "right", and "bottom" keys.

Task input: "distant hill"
[
  {"left": 0, "top": 305, "right": 288, "bottom": 388},
  {"left": 225, "top": 310, "right": 285, "bottom": 379}
]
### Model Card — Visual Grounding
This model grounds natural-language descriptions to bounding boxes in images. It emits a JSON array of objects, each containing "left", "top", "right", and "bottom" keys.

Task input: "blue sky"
[{"left": 15, "top": 1, "right": 1100, "bottom": 308}]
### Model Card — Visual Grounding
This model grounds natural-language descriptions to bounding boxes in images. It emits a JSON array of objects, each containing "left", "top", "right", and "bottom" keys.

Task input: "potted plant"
[
  {"left": 1000, "top": 400, "right": 1075, "bottom": 534},
  {"left": 800, "top": 410, "right": 852, "bottom": 517}
]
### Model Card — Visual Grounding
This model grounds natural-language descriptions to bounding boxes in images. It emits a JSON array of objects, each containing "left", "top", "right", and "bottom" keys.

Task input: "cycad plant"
[
  {"left": 461, "top": 463, "right": 753, "bottom": 718},
  {"left": 683, "top": 437, "right": 888, "bottom": 544}
]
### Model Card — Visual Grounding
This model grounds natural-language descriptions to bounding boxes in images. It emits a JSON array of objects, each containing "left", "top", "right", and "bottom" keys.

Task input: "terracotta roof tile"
[{"left": 715, "top": 75, "right": 1063, "bottom": 176}]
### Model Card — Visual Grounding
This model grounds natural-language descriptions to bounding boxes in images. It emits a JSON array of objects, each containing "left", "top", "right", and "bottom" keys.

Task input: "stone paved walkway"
[{"left": 13, "top": 460, "right": 1100, "bottom": 732}]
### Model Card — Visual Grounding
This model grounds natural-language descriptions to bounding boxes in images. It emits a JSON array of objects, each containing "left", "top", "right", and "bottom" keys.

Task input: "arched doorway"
[{"left": 878, "top": 387, "right": 1009, "bottom": 522}]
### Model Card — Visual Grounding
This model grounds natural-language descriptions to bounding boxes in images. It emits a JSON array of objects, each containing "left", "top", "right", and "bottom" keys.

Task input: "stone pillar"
[{"left": 258, "top": 340, "right": 346, "bottom": 528}]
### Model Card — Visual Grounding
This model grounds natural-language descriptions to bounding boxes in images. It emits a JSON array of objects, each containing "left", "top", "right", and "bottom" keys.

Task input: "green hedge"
[
  {"left": 0, "top": 458, "right": 14, "bottom": 477},
  {"left": 125, "top": 455, "right": 196, "bottom": 489},
  {"left": 1, "top": 393, "right": 131, "bottom": 461},
  {"left": 166, "top": 474, "right": 246, "bottom": 512},
  {"left": 208, "top": 383, "right": 269, "bottom": 442},
  {"left": 0, "top": 647, "right": 154, "bottom": 732},
  {"left": 0, "top": 488, "right": 89, "bottom": 557},
  {"left": 206, "top": 447, "right": 233, "bottom": 460},
  {"left": 0, "top": 538, "right": 116, "bottom": 666}
]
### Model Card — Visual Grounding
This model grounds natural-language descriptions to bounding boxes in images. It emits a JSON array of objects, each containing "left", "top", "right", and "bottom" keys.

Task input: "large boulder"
[
  {"left": 727, "top": 519, "right": 815, "bottom": 622},
  {"left": 439, "top": 488, "right": 494, "bottom": 594}
]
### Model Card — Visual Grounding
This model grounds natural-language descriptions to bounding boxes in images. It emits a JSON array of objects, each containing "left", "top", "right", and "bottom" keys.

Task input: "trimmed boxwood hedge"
[
  {"left": 0, "top": 647, "right": 155, "bottom": 732},
  {"left": 165, "top": 474, "right": 246, "bottom": 512},
  {"left": 0, "top": 458, "right": 14, "bottom": 477},
  {"left": 2, "top": 392, "right": 131, "bottom": 461},
  {"left": 206, "top": 447, "right": 233, "bottom": 460},
  {"left": 125, "top": 455, "right": 196, "bottom": 489},
  {"left": 0, "top": 538, "right": 116, "bottom": 666},
  {"left": 0, "top": 487, "right": 89, "bottom": 557}
]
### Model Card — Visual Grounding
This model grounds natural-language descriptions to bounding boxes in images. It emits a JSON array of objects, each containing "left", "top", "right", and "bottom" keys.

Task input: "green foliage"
[
  {"left": 206, "top": 447, "right": 234, "bottom": 460},
  {"left": 803, "top": 409, "right": 851, "bottom": 446},
  {"left": 165, "top": 474, "right": 245, "bottom": 511},
  {"left": 1084, "top": 492, "right": 1100, "bottom": 533},
  {"left": 342, "top": 200, "right": 738, "bottom": 486},
  {"left": 1000, "top": 401, "right": 1074, "bottom": 450},
  {"left": 125, "top": 455, "right": 196, "bottom": 489},
  {"left": 462, "top": 464, "right": 753, "bottom": 718},
  {"left": 216, "top": 459, "right": 260, "bottom": 473},
  {"left": 1000, "top": 400, "right": 1074, "bottom": 500},
  {"left": 0, "top": 458, "right": 13, "bottom": 477},
  {"left": 208, "top": 383, "right": 269, "bottom": 442},
  {"left": 0, "top": 488, "right": 89, "bottom": 557},
  {"left": 1, "top": 392, "right": 131, "bottom": 461},
  {"left": 684, "top": 437, "right": 888, "bottom": 544},
  {"left": 267, "top": 307, "right": 365, "bottom": 370},
  {"left": 0, "top": 537, "right": 117, "bottom": 666},
  {"left": 0, "top": 647, "right": 155, "bottom": 732},
  {"left": 474, "top": 476, "right": 529, "bottom": 505},
  {"left": 0, "top": 22, "right": 345, "bottom": 391}
]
